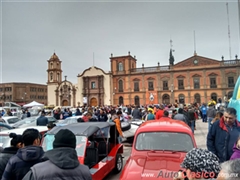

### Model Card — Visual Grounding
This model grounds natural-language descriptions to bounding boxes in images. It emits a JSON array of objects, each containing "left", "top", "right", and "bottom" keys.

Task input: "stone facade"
[{"left": 47, "top": 53, "right": 112, "bottom": 107}]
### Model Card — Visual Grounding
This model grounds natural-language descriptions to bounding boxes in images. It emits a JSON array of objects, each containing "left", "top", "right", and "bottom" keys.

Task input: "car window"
[
  {"left": 135, "top": 132, "right": 194, "bottom": 152},
  {"left": 0, "top": 135, "right": 11, "bottom": 148},
  {"left": 47, "top": 117, "right": 56, "bottom": 122},
  {"left": 70, "top": 118, "right": 77, "bottom": 124},
  {"left": 7, "top": 118, "right": 20, "bottom": 124},
  {"left": 42, "top": 134, "right": 87, "bottom": 157},
  {"left": 0, "top": 120, "right": 6, "bottom": 123}
]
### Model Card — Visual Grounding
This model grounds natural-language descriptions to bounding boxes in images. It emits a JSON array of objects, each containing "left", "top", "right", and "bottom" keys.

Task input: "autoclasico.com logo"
[{"left": 141, "top": 170, "right": 238, "bottom": 179}]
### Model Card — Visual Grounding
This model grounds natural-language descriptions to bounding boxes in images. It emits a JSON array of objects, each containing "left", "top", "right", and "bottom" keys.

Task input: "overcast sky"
[{"left": 0, "top": 0, "right": 239, "bottom": 85}]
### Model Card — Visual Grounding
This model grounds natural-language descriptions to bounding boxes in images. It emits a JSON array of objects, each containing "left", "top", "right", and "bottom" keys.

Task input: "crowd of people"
[{"left": 0, "top": 98, "right": 240, "bottom": 179}]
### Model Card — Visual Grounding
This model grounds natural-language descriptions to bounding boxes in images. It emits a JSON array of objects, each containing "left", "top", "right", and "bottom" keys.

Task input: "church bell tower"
[{"left": 47, "top": 52, "right": 62, "bottom": 106}]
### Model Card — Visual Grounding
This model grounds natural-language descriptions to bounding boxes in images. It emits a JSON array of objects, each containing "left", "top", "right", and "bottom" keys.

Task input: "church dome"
[{"left": 50, "top": 52, "right": 59, "bottom": 60}]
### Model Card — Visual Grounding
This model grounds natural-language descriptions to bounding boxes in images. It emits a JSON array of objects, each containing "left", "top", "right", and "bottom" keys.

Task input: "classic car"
[
  {"left": 1, "top": 116, "right": 21, "bottom": 127},
  {"left": 12, "top": 116, "right": 57, "bottom": 128},
  {"left": 121, "top": 119, "right": 144, "bottom": 141},
  {"left": 120, "top": 119, "right": 197, "bottom": 180},
  {"left": 42, "top": 122, "right": 124, "bottom": 180},
  {"left": 0, "top": 126, "right": 48, "bottom": 148},
  {"left": 55, "top": 115, "right": 83, "bottom": 126}
]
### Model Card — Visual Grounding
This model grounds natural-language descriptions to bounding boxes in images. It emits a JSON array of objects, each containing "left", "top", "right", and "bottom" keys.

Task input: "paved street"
[{"left": 104, "top": 119, "right": 208, "bottom": 180}]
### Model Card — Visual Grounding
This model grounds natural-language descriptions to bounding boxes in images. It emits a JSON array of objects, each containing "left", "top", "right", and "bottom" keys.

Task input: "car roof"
[
  {"left": 2, "top": 116, "right": 20, "bottom": 120},
  {"left": 0, "top": 126, "right": 48, "bottom": 135},
  {"left": 137, "top": 120, "right": 192, "bottom": 134},
  {"left": 65, "top": 116, "right": 82, "bottom": 119},
  {"left": 47, "top": 122, "right": 115, "bottom": 137}
]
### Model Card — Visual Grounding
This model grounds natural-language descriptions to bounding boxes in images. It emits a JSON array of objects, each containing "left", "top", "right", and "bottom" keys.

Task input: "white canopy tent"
[{"left": 23, "top": 101, "right": 44, "bottom": 108}]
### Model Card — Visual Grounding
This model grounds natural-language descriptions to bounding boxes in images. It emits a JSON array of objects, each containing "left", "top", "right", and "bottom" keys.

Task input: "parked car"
[
  {"left": 121, "top": 119, "right": 143, "bottom": 140},
  {"left": 120, "top": 119, "right": 197, "bottom": 180},
  {"left": 2, "top": 116, "right": 21, "bottom": 127},
  {"left": 55, "top": 116, "right": 83, "bottom": 126},
  {"left": 0, "top": 122, "right": 13, "bottom": 132},
  {"left": 0, "top": 126, "right": 48, "bottom": 148},
  {"left": 12, "top": 116, "right": 57, "bottom": 128},
  {"left": 42, "top": 122, "right": 124, "bottom": 180}
]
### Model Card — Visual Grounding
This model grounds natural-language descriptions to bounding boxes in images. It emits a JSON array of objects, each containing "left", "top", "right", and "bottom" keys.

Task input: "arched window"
[
  {"left": 134, "top": 96, "right": 140, "bottom": 106},
  {"left": 118, "top": 62, "right": 123, "bottom": 71},
  {"left": 50, "top": 72, "right": 53, "bottom": 81},
  {"left": 162, "top": 94, "right": 170, "bottom": 104},
  {"left": 178, "top": 94, "right": 185, "bottom": 104},
  {"left": 51, "top": 63, "right": 53, "bottom": 69},
  {"left": 227, "top": 91, "right": 233, "bottom": 99},
  {"left": 118, "top": 80, "right": 123, "bottom": 92},
  {"left": 194, "top": 93, "right": 201, "bottom": 103},
  {"left": 57, "top": 73, "right": 59, "bottom": 81},
  {"left": 119, "top": 96, "right": 124, "bottom": 105},
  {"left": 132, "top": 63, "right": 134, "bottom": 69},
  {"left": 211, "top": 93, "right": 217, "bottom": 102}
]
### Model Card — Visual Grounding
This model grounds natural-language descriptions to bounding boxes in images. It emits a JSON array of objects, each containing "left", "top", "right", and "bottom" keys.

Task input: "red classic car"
[
  {"left": 120, "top": 120, "right": 197, "bottom": 180},
  {"left": 42, "top": 122, "right": 123, "bottom": 180}
]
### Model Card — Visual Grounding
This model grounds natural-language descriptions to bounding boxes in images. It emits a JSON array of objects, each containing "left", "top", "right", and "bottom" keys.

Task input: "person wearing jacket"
[
  {"left": 1, "top": 128, "right": 44, "bottom": 180},
  {"left": 188, "top": 107, "right": 196, "bottom": 134},
  {"left": 207, "top": 103, "right": 217, "bottom": 131},
  {"left": 113, "top": 111, "right": 124, "bottom": 143},
  {"left": 230, "top": 137, "right": 240, "bottom": 160},
  {"left": 132, "top": 106, "right": 142, "bottom": 119},
  {"left": 207, "top": 107, "right": 240, "bottom": 163},
  {"left": 36, "top": 111, "right": 48, "bottom": 126},
  {"left": 0, "top": 133, "right": 22, "bottom": 179},
  {"left": 155, "top": 105, "right": 164, "bottom": 120},
  {"left": 97, "top": 110, "right": 108, "bottom": 122},
  {"left": 173, "top": 108, "right": 188, "bottom": 124},
  {"left": 22, "top": 129, "right": 92, "bottom": 180}
]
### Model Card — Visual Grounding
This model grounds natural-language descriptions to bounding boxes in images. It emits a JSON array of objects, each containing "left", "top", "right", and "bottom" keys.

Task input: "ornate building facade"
[
  {"left": 47, "top": 53, "right": 112, "bottom": 107},
  {"left": 47, "top": 51, "right": 239, "bottom": 107},
  {"left": 110, "top": 51, "right": 239, "bottom": 106}
]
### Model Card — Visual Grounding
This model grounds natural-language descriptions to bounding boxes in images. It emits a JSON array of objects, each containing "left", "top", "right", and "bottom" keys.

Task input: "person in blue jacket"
[{"left": 207, "top": 107, "right": 240, "bottom": 162}]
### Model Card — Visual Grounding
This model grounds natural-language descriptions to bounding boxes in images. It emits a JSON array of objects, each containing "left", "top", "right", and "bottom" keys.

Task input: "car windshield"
[
  {"left": 0, "top": 135, "right": 11, "bottom": 148},
  {"left": 59, "top": 117, "right": 78, "bottom": 124},
  {"left": 42, "top": 134, "right": 87, "bottom": 157},
  {"left": 135, "top": 132, "right": 194, "bottom": 152},
  {"left": 14, "top": 117, "right": 36, "bottom": 126},
  {"left": 47, "top": 117, "right": 56, "bottom": 122},
  {"left": 7, "top": 118, "right": 21, "bottom": 124}
]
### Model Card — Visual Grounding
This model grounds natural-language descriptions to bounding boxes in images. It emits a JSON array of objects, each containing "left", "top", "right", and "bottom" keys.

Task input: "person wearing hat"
[
  {"left": 0, "top": 133, "right": 22, "bottom": 179},
  {"left": 174, "top": 148, "right": 220, "bottom": 180},
  {"left": 23, "top": 129, "right": 92, "bottom": 180},
  {"left": 145, "top": 108, "right": 155, "bottom": 120}
]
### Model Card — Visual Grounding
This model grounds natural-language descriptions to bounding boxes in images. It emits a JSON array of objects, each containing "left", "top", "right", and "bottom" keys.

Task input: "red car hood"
[{"left": 121, "top": 151, "right": 186, "bottom": 180}]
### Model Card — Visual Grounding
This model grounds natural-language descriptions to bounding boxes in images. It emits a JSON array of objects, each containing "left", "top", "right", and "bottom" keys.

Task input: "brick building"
[
  {"left": 0, "top": 83, "right": 47, "bottom": 106},
  {"left": 110, "top": 51, "right": 239, "bottom": 106}
]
